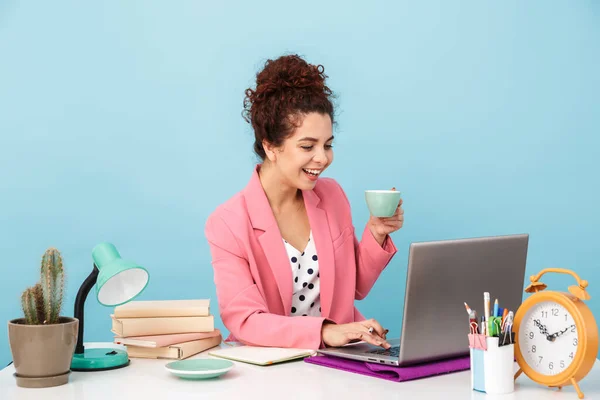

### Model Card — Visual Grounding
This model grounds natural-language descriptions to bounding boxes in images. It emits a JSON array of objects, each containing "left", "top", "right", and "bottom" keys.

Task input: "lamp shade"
[
  {"left": 92, "top": 242, "right": 149, "bottom": 306},
  {"left": 71, "top": 242, "right": 149, "bottom": 371}
]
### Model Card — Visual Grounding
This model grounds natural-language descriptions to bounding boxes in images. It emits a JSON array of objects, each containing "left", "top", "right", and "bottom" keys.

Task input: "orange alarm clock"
[{"left": 513, "top": 268, "right": 598, "bottom": 399}]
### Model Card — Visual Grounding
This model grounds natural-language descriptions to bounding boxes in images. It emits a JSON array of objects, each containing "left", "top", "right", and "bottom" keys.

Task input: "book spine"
[
  {"left": 177, "top": 335, "right": 222, "bottom": 359},
  {"left": 114, "top": 307, "right": 210, "bottom": 318},
  {"left": 112, "top": 315, "right": 214, "bottom": 337},
  {"left": 126, "top": 335, "right": 222, "bottom": 360}
]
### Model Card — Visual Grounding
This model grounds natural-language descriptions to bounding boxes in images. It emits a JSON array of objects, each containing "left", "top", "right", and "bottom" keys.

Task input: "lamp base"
[{"left": 71, "top": 348, "right": 130, "bottom": 371}]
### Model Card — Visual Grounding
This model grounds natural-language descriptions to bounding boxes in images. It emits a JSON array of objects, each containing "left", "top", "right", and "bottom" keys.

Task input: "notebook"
[{"left": 208, "top": 344, "right": 316, "bottom": 366}]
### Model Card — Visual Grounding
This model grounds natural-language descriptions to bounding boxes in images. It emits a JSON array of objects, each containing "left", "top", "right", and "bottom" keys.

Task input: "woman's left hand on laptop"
[{"left": 321, "top": 318, "right": 391, "bottom": 349}]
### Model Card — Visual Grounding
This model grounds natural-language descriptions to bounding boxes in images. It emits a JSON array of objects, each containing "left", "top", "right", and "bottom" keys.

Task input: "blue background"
[{"left": 1, "top": 1, "right": 599, "bottom": 367}]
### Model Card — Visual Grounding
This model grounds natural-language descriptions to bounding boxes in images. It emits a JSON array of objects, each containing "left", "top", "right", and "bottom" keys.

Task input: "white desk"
[{"left": 2, "top": 343, "right": 600, "bottom": 400}]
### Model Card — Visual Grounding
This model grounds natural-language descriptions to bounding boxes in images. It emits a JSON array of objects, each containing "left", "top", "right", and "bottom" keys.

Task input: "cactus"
[
  {"left": 20, "top": 247, "right": 66, "bottom": 325},
  {"left": 41, "top": 247, "right": 65, "bottom": 324},
  {"left": 21, "top": 287, "right": 39, "bottom": 325},
  {"left": 32, "top": 283, "right": 45, "bottom": 323}
]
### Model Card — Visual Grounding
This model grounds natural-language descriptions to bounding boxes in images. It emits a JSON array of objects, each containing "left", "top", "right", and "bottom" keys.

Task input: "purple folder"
[{"left": 304, "top": 354, "right": 471, "bottom": 382}]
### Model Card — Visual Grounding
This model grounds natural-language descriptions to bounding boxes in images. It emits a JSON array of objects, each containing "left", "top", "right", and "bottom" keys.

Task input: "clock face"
[{"left": 518, "top": 300, "right": 579, "bottom": 376}]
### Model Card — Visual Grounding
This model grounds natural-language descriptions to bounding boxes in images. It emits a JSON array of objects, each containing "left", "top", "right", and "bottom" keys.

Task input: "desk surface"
[{"left": 2, "top": 343, "right": 600, "bottom": 400}]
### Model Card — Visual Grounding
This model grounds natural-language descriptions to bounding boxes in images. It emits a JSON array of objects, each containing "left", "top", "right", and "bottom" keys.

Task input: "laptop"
[{"left": 317, "top": 233, "right": 529, "bottom": 366}]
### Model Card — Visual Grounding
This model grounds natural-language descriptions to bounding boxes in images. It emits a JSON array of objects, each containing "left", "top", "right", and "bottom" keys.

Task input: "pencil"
[
  {"left": 484, "top": 292, "right": 490, "bottom": 336},
  {"left": 464, "top": 302, "right": 472, "bottom": 315},
  {"left": 493, "top": 299, "right": 499, "bottom": 317}
]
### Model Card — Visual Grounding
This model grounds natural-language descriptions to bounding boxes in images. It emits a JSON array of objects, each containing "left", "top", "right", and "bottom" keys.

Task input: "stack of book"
[{"left": 111, "top": 299, "right": 221, "bottom": 360}]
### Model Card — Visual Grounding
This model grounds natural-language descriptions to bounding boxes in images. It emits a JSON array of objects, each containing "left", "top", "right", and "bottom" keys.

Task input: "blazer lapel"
[
  {"left": 257, "top": 228, "right": 293, "bottom": 315},
  {"left": 243, "top": 165, "right": 335, "bottom": 319},
  {"left": 244, "top": 166, "right": 293, "bottom": 315},
  {"left": 303, "top": 189, "right": 335, "bottom": 319}
]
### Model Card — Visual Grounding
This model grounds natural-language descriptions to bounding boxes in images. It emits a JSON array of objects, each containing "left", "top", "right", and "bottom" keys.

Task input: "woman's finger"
[
  {"left": 389, "top": 214, "right": 403, "bottom": 222},
  {"left": 378, "top": 216, "right": 400, "bottom": 224},
  {"left": 383, "top": 221, "right": 403, "bottom": 228},
  {"left": 388, "top": 215, "right": 404, "bottom": 223},
  {"left": 381, "top": 210, "right": 403, "bottom": 221},
  {"left": 361, "top": 319, "right": 386, "bottom": 338},
  {"left": 346, "top": 331, "right": 390, "bottom": 349}
]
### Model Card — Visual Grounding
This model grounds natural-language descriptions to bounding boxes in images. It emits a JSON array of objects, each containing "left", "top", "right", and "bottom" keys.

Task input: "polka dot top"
[{"left": 283, "top": 231, "right": 321, "bottom": 317}]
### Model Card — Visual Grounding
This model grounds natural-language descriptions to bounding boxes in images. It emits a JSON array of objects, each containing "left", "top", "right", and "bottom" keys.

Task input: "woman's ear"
[{"left": 262, "top": 140, "right": 277, "bottom": 162}]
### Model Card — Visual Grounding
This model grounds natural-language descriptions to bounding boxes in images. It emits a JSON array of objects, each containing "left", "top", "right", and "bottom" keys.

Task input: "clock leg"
[
  {"left": 570, "top": 377, "right": 584, "bottom": 399},
  {"left": 514, "top": 368, "right": 523, "bottom": 381}
]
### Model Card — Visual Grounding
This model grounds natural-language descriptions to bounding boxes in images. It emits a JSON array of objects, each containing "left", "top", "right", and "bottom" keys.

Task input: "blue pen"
[{"left": 493, "top": 299, "right": 499, "bottom": 317}]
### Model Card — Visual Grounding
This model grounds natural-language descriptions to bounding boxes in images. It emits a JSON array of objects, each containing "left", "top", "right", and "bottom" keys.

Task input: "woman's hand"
[
  {"left": 321, "top": 318, "right": 391, "bottom": 349},
  {"left": 367, "top": 187, "right": 404, "bottom": 246}
]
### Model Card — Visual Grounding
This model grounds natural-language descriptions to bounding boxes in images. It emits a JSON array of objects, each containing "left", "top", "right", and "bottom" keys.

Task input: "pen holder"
[{"left": 468, "top": 332, "right": 515, "bottom": 395}]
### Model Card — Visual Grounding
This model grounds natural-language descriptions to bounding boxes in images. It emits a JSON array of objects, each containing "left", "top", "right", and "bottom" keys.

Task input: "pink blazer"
[{"left": 204, "top": 165, "right": 397, "bottom": 349}]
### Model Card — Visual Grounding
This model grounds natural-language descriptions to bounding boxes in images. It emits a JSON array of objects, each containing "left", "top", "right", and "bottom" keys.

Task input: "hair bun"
[
  {"left": 260, "top": 55, "right": 325, "bottom": 89},
  {"left": 242, "top": 54, "right": 334, "bottom": 160},
  {"left": 247, "top": 55, "right": 329, "bottom": 106}
]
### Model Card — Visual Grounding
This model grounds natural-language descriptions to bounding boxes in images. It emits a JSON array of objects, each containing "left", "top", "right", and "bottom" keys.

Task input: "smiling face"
[{"left": 263, "top": 112, "right": 334, "bottom": 191}]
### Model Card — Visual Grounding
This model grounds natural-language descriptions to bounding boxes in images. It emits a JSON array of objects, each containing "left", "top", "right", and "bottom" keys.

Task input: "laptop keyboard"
[{"left": 367, "top": 345, "right": 400, "bottom": 357}]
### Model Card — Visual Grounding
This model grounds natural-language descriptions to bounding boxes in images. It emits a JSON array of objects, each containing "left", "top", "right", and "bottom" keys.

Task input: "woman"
[{"left": 204, "top": 54, "right": 404, "bottom": 350}]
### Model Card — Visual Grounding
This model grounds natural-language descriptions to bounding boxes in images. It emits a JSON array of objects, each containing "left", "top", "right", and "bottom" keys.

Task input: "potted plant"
[{"left": 8, "top": 247, "right": 78, "bottom": 388}]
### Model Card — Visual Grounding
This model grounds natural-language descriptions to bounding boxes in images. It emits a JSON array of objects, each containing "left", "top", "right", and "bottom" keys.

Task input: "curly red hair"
[{"left": 243, "top": 54, "right": 335, "bottom": 160}]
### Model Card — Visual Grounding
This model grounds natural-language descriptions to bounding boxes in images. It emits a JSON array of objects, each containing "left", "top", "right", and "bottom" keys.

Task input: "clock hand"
[
  {"left": 547, "top": 325, "right": 575, "bottom": 341},
  {"left": 533, "top": 319, "right": 549, "bottom": 336}
]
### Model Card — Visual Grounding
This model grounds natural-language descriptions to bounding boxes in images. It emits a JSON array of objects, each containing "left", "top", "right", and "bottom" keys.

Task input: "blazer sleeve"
[
  {"left": 354, "top": 224, "right": 397, "bottom": 300},
  {"left": 335, "top": 182, "right": 397, "bottom": 300},
  {"left": 204, "top": 213, "right": 327, "bottom": 349}
]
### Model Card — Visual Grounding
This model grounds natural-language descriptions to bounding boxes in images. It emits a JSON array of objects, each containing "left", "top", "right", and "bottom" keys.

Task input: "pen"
[
  {"left": 480, "top": 315, "right": 486, "bottom": 335},
  {"left": 493, "top": 299, "right": 499, "bottom": 317},
  {"left": 484, "top": 292, "right": 490, "bottom": 336},
  {"left": 502, "top": 308, "right": 508, "bottom": 326},
  {"left": 464, "top": 302, "right": 473, "bottom": 315}
]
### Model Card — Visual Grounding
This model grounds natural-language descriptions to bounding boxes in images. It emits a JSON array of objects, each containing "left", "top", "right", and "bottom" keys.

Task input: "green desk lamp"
[{"left": 70, "top": 242, "right": 149, "bottom": 371}]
